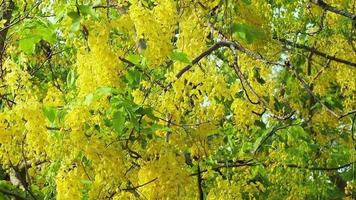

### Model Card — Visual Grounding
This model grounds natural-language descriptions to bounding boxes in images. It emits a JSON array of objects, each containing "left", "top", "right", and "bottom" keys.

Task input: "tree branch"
[
  {"left": 197, "top": 163, "right": 204, "bottom": 200},
  {"left": 312, "top": 0, "right": 356, "bottom": 20},
  {"left": 278, "top": 38, "right": 356, "bottom": 67},
  {"left": 122, "top": 177, "right": 158, "bottom": 191},
  {"left": 338, "top": 109, "right": 356, "bottom": 119},
  {"left": 175, "top": 39, "right": 355, "bottom": 121},
  {"left": 176, "top": 42, "right": 230, "bottom": 78},
  {"left": 175, "top": 40, "right": 281, "bottom": 80},
  {"left": 286, "top": 160, "right": 355, "bottom": 171},
  {"left": 254, "top": 123, "right": 300, "bottom": 155},
  {"left": 290, "top": 64, "right": 340, "bottom": 118}
]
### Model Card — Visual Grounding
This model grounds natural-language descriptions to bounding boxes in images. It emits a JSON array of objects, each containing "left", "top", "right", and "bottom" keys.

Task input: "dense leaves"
[{"left": 0, "top": 0, "right": 355, "bottom": 199}]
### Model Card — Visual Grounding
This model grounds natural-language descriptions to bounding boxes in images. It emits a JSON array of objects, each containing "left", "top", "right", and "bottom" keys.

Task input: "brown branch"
[
  {"left": 338, "top": 109, "right": 356, "bottom": 119},
  {"left": 254, "top": 123, "right": 300, "bottom": 155},
  {"left": 0, "top": 94, "right": 16, "bottom": 106},
  {"left": 0, "top": 1, "right": 40, "bottom": 34},
  {"left": 278, "top": 38, "right": 356, "bottom": 67},
  {"left": 190, "top": 159, "right": 355, "bottom": 178},
  {"left": 155, "top": 116, "right": 211, "bottom": 128},
  {"left": 119, "top": 57, "right": 167, "bottom": 89},
  {"left": 175, "top": 40, "right": 281, "bottom": 79},
  {"left": 174, "top": 40, "right": 353, "bottom": 121},
  {"left": 190, "top": 159, "right": 256, "bottom": 176},
  {"left": 351, "top": 114, "right": 356, "bottom": 150},
  {"left": 93, "top": 4, "right": 118, "bottom": 9},
  {"left": 286, "top": 160, "right": 355, "bottom": 171},
  {"left": 197, "top": 163, "right": 204, "bottom": 200},
  {"left": 176, "top": 42, "right": 230, "bottom": 78},
  {"left": 311, "top": 58, "right": 331, "bottom": 83},
  {"left": 80, "top": 161, "right": 92, "bottom": 181},
  {"left": 312, "top": 0, "right": 356, "bottom": 20},
  {"left": 215, "top": 159, "right": 256, "bottom": 169},
  {"left": 288, "top": 60, "right": 356, "bottom": 120},
  {"left": 122, "top": 177, "right": 158, "bottom": 191},
  {"left": 290, "top": 64, "right": 340, "bottom": 118},
  {"left": 217, "top": 160, "right": 355, "bottom": 171},
  {"left": 175, "top": 41, "right": 294, "bottom": 119},
  {"left": 229, "top": 45, "right": 259, "bottom": 105}
]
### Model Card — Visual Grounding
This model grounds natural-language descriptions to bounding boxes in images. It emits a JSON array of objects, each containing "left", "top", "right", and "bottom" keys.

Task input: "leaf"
[
  {"left": 170, "top": 51, "right": 191, "bottom": 64},
  {"left": 125, "top": 69, "right": 142, "bottom": 86},
  {"left": 19, "top": 35, "right": 41, "bottom": 54},
  {"left": 18, "top": 20, "right": 57, "bottom": 54},
  {"left": 112, "top": 110, "right": 125, "bottom": 134},
  {"left": 150, "top": 124, "right": 171, "bottom": 132},
  {"left": 38, "top": 26, "right": 56, "bottom": 44},
  {"left": 43, "top": 106, "right": 57, "bottom": 123},
  {"left": 253, "top": 67, "right": 266, "bottom": 85},
  {"left": 68, "top": 11, "right": 81, "bottom": 32},
  {"left": 231, "top": 23, "right": 265, "bottom": 44},
  {"left": 136, "top": 106, "right": 158, "bottom": 120},
  {"left": 126, "top": 54, "right": 141, "bottom": 65},
  {"left": 95, "top": 87, "right": 116, "bottom": 97},
  {"left": 84, "top": 93, "right": 94, "bottom": 105},
  {"left": 78, "top": 5, "right": 98, "bottom": 19},
  {"left": 254, "top": 120, "right": 266, "bottom": 129},
  {"left": 253, "top": 129, "right": 269, "bottom": 151},
  {"left": 66, "top": 69, "right": 76, "bottom": 88},
  {"left": 67, "top": 11, "right": 79, "bottom": 20}
]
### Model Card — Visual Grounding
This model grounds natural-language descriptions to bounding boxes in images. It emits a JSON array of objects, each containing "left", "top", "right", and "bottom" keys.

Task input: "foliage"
[{"left": 0, "top": 0, "right": 355, "bottom": 199}]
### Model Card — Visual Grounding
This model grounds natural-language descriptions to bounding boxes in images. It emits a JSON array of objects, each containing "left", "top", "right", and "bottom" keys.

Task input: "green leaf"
[
  {"left": 125, "top": 69, "right": 142, "bottom": 86},
  {"left": 126, "top": 54, "right": 141, "bottom": 65},
  {"left": 19, "top": 35, "right": 41, "bottom": 54},
  {"left": 78, "top": 5, "right": 98, "bottom": 19},
  {"left": 231, "top": 23, "right": 265, "bottom": 44},
  {"left": 112, "top": 110, "right": 125, "bottom": 134},
  {"left": 43, "top": 106, "right": 57, "bottom": 123},
  {"left": 34, "top": 23, "right": 56, "bottom": 44},
  {"left": 95, "top": 87, "right": 116, "bottom": 97},
  {"left": 170, "top": 51, "right": 191, "bottom": 64},
  {"left": 66, "top": 69, "right": 76, "bottom": 88},
  {"left": 71, "top": 18, "right": 81, "bottom": 32},
  {"left": 67, "top": 11, "right": 79, "bottom": 20},
  {"left": 254, "top": 120, "right": 266, "bottom": 129},
  {"left": 136, "top": 106, "right": 158, "bottom": 120},
  {"left": 253, "top": 67, "right": 266, "bottom": 85},
  {"left": 68, "top": 12, "right": 81, "bottom": 32},
  {"left": 84, "top": 93, "right": 94, "bottom": 105},
  {"left": 150, "top": 124, "right": 171, "bottom": 132}
]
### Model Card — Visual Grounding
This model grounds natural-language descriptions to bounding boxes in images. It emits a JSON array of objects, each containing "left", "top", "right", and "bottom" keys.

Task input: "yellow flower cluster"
[
  {"left": 231, "top": 97, "right": 262, "bottom": 129},
  {"left": 76, "top": 23, "right": 123, "bottom": 96},
  {"left": 138, "top": 143, "right": 194, "bottom": 199},
  {"left": 43, "top": 85, "right": 65, "bottom": 107},
  {"left": 129, "top": 0, "right": 177, "bottom": 67},
  {"left": 56, "top": 166, "right": 86, "bottom": 200}
]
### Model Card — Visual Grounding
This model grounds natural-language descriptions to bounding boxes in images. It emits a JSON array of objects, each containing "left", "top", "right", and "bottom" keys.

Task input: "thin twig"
[
  {"left": 278, "top": 38, "right": 356, "bottom": 67},
  {"left": 254, "top": 123, "right": 300, "bottom": 155},
  {"left": 286, "top": 160, "right": 355, "bottom": 171},
  {"left": 122, "top": 177, "right": 158, "bottom": 191}
]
